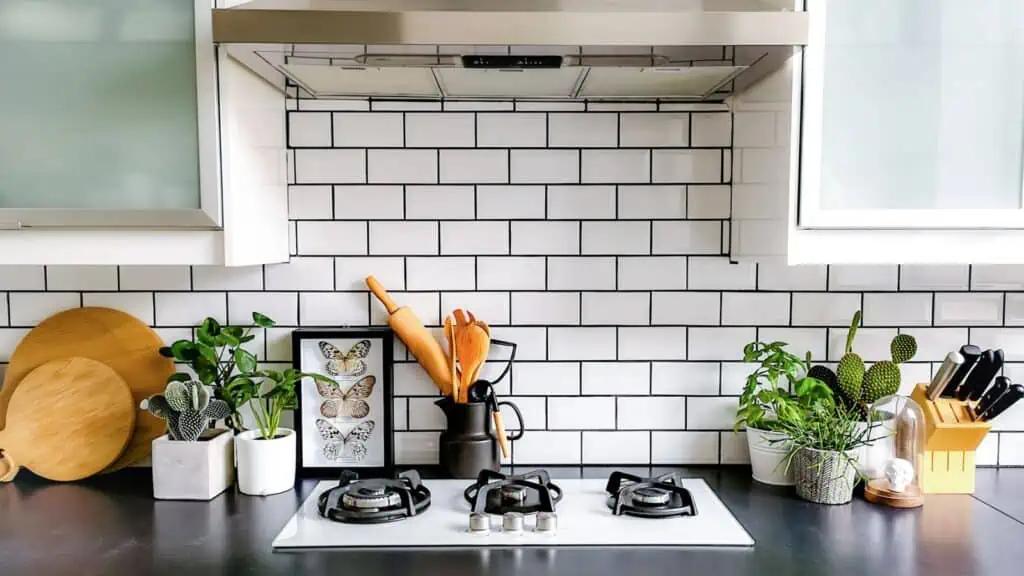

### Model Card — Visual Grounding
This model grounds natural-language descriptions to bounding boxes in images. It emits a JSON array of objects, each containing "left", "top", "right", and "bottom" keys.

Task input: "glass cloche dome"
[{"left": 862, "top": 394, "right": 926, "bottom": 508}]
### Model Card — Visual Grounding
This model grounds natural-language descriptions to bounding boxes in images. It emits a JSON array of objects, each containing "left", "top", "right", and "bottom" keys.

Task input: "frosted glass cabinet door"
[
  {"left": 798, "top": 0, "right": 1024, "bottom": 229},
  {"left": 0, "top": 0, "right": 219, "bottom": 227}
]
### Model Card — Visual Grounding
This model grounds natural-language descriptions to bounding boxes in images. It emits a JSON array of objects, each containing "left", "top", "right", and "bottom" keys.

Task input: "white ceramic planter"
[
  {"left": 854, "top": 417, "right": 896, "bottom": 480},
  {"left": 746, "top": 427, "right": 795, "bottom": 486},
  {"left": 236, "top": 428, "right": 296, "bottom": 496},
  {"left": 152, "top": 429, "right": 234, "bottom": 500}
]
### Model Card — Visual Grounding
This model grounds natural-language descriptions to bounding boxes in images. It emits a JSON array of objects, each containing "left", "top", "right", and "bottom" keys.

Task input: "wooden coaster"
[{"left": 864, "top": 479, "right": 924, "bottom": 508}]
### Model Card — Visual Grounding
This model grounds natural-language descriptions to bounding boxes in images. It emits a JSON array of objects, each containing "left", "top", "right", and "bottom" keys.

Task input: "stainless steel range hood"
[{"left": 214, "top": 0, "right": 807, "bottom": 102}]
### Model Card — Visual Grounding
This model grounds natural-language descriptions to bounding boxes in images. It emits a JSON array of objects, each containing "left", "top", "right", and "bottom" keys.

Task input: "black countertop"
[{"left": 2, "top": 467, "right": 1024, "bottom": 576}]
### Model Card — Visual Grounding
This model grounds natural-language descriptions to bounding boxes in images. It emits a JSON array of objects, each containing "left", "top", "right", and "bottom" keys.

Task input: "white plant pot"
[
  {"left": 746, "top": 427, "right": 795, "bottom": 486},
  {"left": 236, "top": 428, "right": 296, "bottom": 496},
  {"left": 854, "top": 417, "right": 896, "bottom": 480},
  {"left": 151, "top": 429, "right": 234, "bottom": 501}
]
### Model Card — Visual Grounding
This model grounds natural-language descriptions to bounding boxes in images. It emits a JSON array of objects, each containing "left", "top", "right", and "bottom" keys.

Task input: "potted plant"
[
  {"left": 736, "top": 341, "right": 833, "bottom": 486},
  {"left": 778, "top": 402, "right": 873, "bottom": 505},
  {"left": 143, "top": 380, "right": 234, "bottom": 500}
]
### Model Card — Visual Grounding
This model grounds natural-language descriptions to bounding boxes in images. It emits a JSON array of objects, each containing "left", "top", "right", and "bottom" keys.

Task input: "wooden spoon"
[
  {"left": 457, "top": 323, "right": 491, "bottom": 403},
  {"left": 444, "top": 315, "right": 461, "bottom": 403}
]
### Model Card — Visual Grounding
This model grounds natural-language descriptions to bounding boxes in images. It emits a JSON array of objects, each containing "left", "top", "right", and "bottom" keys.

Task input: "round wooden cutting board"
[
  {"left": 0, "top": 357, "right": 136, "bottom": 482},
  {"left": 0, "top": 307, "right": 173, "bottom": 472}
]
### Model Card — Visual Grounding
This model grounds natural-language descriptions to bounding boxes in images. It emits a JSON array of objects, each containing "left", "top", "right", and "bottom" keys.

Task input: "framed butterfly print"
[{"left": 292, "top": 328, "right": 394, "bottom": 477}]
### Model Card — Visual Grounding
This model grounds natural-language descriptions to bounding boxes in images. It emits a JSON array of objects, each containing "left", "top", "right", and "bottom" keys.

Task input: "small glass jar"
[{"left": 863, "top": 395, "right": 926, "bottom": 508}]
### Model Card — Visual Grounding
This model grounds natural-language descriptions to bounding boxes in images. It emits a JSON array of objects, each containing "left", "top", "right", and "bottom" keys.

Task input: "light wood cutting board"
[
  {"left": 0, "top": 357, "right": 136, "bottom": 482},
  {"left": 0, "top": 307, "right": 173, "bottom": 472}
]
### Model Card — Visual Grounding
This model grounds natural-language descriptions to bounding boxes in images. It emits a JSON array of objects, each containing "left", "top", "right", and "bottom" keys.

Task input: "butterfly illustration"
[
  {"left": 316, "top": 419, "right": 375, "bottom": 462},
  {"left": 317, "top": 375, "right": 376, "bottom": 419},
  {"left": 319, "top": 340, "right": 371, "bottom": 377}
]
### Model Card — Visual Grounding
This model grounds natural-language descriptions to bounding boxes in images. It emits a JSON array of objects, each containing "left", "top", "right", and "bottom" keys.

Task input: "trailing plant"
[
  {"left": 141, "top": 381, "right": 232, "bottom": 442},
  {"left": 225, "top": 368, "right": 336, "bottom": 440},
  {"left": 159, "top": 312, "right": 275, "bottom": 432},
  {"left": 735, "top": 341, "right": 833, "bottom": 432}
]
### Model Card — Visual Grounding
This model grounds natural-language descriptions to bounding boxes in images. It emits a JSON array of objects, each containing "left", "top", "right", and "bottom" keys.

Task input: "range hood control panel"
[{"left": 461, "top": 55, "right": 564, "bottom": 69}]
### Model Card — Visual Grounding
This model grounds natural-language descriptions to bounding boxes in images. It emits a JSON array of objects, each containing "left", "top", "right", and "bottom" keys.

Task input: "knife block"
[{"left": 910, "top": 384, "right": 992, "bottom": 494}]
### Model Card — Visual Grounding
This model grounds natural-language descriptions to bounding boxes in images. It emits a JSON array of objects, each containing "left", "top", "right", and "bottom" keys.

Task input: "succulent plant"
[
  {"left": 836, "top": 310, "right": 865, "bottom": 404},
  {"left": 829, "top": 311, "right": 919, "bottom": 415},
  {"left": 890, "top": 334, "right": 918, "bottom": 364},
  {"left": 142, "top": 380, "right": 232, "bottom": 442},
  {"left": 808, "top": 364, "right": 840, "bottom": 398},
  {"left": 860, "top": 332, "right": 918, "bottom": 405}
]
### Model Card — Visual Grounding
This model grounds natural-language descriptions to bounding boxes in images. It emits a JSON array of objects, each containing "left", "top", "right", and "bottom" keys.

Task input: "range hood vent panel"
[{"left": 437, "top": 68, "right": 583, "bottom": 99}]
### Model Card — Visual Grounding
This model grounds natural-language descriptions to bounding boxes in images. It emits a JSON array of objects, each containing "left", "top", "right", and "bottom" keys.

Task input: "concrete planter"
[
  {"left": 152, "top": 429, "right": 234, "bottom": 501},
  {"left": 236, "top": 428, "right": 296, "bottom": 496}
]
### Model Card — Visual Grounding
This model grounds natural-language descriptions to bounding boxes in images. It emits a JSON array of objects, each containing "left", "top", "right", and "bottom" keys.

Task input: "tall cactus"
[
  {"left": 860, "top": 333, "right": 918, "bottom": 405},
  {"left": 836, "top": 310, "right": 865, "bottom": 404},
  {"left": 142, "top": 381, "right": 231, "bottom": 442}
]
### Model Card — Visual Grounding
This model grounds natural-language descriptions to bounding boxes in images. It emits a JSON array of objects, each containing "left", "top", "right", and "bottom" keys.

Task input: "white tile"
[
  {"left": 334, "top": 186, "right": 404, "bottom": 220},
  {"left": 972, "top": 329, "right": 1024, "bottom": 362},
  {"left": 617, "top": 186, "right": 686, "bottom": 220},
  {"left": 547, "top": 257, "right": 615, "bottom": 290},
  {"left": 229, "top": 292, "right": 298, "bottom": 326},
  {"left": 549, "top": 113, "right": 617, "bottom": 147},
  {"left": 477, "top": 257, "right": 545, "bottom": 290},
  {"left": 513, "top": 362, "right": 580, "bottom": 395},
  {"left": 652, "top": 362, "right": 719, "bottom": 395},
  {"left": 298, "top": 99, "right": 369, "bottom": 111},
  {"left": 651, "top": 292, "right": 719, "bottom": 325},
  {"left": 372, "top": 292, "right": 439, "bottom": 327},
  {"left": 549, "top": 397, "right": 615, "bottom": 430},
  {"left": 395, "top": 432, "right": 440, "bottom": 466},
  {"left": 934, "top": 293, "right": 1003, "bottom": 326},
  {"left": 898, "top": 364, "right": 932, "bottom": 395},
  {"left": 394, "top": 362, "right": 443, "bottom": 396},
  {"left": 619, "top": 327, "right": 687, "bottom": 360},
  {"left": 151, "top": 327, "right": 192, "bottom": 348},
  {"left": 581, "top": 149, "right": 650, "bottom": 183},
  {"left": 688, "top": 327, "right": 755, "bottom": 361},
  {"left": 336, "top": 257, "right": 405, "bottom": 291},
  {"left": 372, "top": 101, "right": 440, "bottom": 111},
  {"left": 288, "top": 185, "right": 333, "bottom": 220},
  {"left": 620, "top": 113, "right": 688, "bottom": 147},
  {"left": 828, "top": 265, "right": 899, "bottom": 291},
  {"left": 44, "top": 266, "right": 117, "bottom": 291},
  {"left": 1005, "top": 294, "right": 1024, "bottom": 326},
  {"left": 489, "top": 326, "right": 547, "bottom": 361},
  {"left": 511, "top": 292, "right": 579, "bottom": 326},
  {"left": 720, "top": 362, "right": 760, "bottom": 395},
  {"left": 333, "top": 112, "right": 403, "bottom": 147},
  {"left": 971, "top": 265, "right": 1024, "bottom": 290},
  {"left": 900, "top": 265, "right": 969, "bottom": 291},
  {"left": 445, "top": 101, "right": 513, "bottom": 111},
  {"left": 721, "top": 292, "right": 789, "bottom": 325},
  {"left": 405, "top": 113, "right": 474, "bottom": 147},
  {"left": 691, "top": 112, "right": 732, "bottom": 147},
  {"left": 299, "top": 292, "right": 369, "bottom": 326},
  {"left": 477, "top": 113, "right": 546, "bottom": 147},
  {"left": 288, "top": 112, "right": 331, "bottom": 147},
  {"left": 993, "top": 401, "right": 1024, "bottom": 432},
  {"left": 265, "top": 257, "right": 334, "bottom": 291},
  {"left": 732, "top": 111, "right": 775, "bottom": 147},
  {"left": 407, "top": 397, "right": 447, "bottom": 431},
  {"left": 547, "top": 185, "right": 616, "bottom": 219},
  {"left": 289, "top": 222, "right": 297, "bottom": 255},
  {"left": 687, "top": 397, "right": 736, "bottom": 430},
  {"left": 618, "top": 397, "right": 684, "bottom": 430},
  {"left": 516, "top": 101, "right": 584, "bottom": 112},
  {"left": 686, "top": 185, "right": 731, "bottom": 219},
  {"left": 514, "top": 431, "right": 581, "bottom": 465},
  {"left": 897, "top": 328, "right": 967, "bottom": 362},
  {"left": 652, "top": 150, "right": 722, "bottom": 183},
  {"left": 975, "top": 434, "right": 998, "bottom": 466},
  {"left": 757, "top": 263, "right": 827, "bottom": 291},
  {"left": 582, "top": 221, "right": 650, "bottom": 255},
  {"left": 154, "top": 292, "right": 224, "bottom": 326},
  {"left": 294, "top": 149, "right": 366, "bottom": 184},
  {"left": 583, "top": 431, "right": 649, "bottom": 464},
  {"left": 406, "top": 186, "right": 474, "bottom": 220},
  {"left": 998, "top": 434, "right": 1024, "bottom": 466},
  {"left": 731, "top": 183, "right": 786, "bottom": 220},
  {"left": 368, "top": 150, "right": 437, "bottom": 184},
  {"left": 440, "top": 292, "right": 510, "bottom": 325},
  {"left": 719, "top": 431, "right": 750, "bottom": 464},
  {"left": 500, "top": 397, "right": 545, "bottom": 431},
  {"left": 862, "top": 293, "right": 932, "bottom": 326},
  {"left": 549, "top": 327, "right": 616, "bottom": 360},
  {"left": 476, "top": 186, "right": 545, "bottom": 219},
  {"left": 582, "top": 292, "right": 649, "bottom": 326},
  {"left": 791, "top": 293, "right": 862, "bottom": 326},
  {"left": 586, "top": 102, "right": 657, "bottom": 111},
  {"left": 441, "top": 221, "right": 509, "bottom": 255},
  {"left": 511, "top": 221, "right": 579, "bottom": 255},
  {"left": 758, "top": 328, "right": 828, "bottom": 363},
  {"left": 406, "top": 257, "right": 474, "bottom": 290},
  {"left": 369, "top": 221, "right": 438, "bottom": 255},
  {"left": 581, "top": 362, "right": 650, "bottom": 395},
  {"left": 296, "top": 221, "right": 368, "bottom": 255},
  {"left": 82, "top": 292, "right": 154, "bottom": 325},
  {"left": 265, "top": 327, "right": 293, "bottom": 362},
  {"left": 827, "top": 328, "right": 898, "bottom": 362},
  {"left": 393, "top": 398, "right": 408, "bottom": 431},
  {"left": 192, "top": 266, "right": 263, "bottom": 291},
  {"left": 618, "top": 257, "right": 687, "bottom": 290},
  {"left": 653, "top": 431, "right": 720, "bottom": 465},
  {"left": 737, "top": 148, "right": 787, "bottom": 184},
  {"left": 0, "top": 266, "right": 45, "bottom": 290},
  {"left": 510, "top": 150, "right": 579, "bottom": 184},
  {"left": 0, "top": 328, "right": 29, "bottom": 361},
  {"left": 652, "top": 221, "right": 721, "bottom": 254},
  {"left": 686, "top": 258, "right": 755, "bottom": 290},
  {"left": 440, "top": 149, "right": 508, "bottom": 184}
]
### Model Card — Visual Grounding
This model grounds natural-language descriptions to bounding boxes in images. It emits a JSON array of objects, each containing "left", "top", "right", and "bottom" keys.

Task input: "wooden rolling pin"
[{"left": 366, "top": 276, "right": 452, "bottom": 396}]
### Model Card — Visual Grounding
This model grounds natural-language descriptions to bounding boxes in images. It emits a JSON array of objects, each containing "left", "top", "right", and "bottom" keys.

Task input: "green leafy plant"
[
  {"left": 735, "top": 341, "right": 834, "bottom": 432},
  {"left": 225, "top": 367, "right": 335, "bottom": 440},
  {"left": 141, "top": 381, "right": 232, "bottom": 442},
  {"left": 776, "top": 401, "right": 875, "bottom": 478}
]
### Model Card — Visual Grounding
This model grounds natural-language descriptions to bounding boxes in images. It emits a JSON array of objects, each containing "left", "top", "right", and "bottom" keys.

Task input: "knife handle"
[
  {"left": 980, "top": 384, "right": 1024, "bottom": 422},
  {"left": 957, "top": 349, "right": 998, "bottom": 401},
  {"left": 968, "top": 349, "right": 1004, "bottom": 401},
  {"left": 942, "top": 345, "right": 982, "bottom": 398},
  {"left": 927, "top": 351, "right": 963, "bottom": 400},
  {"left": 975, "top": 377, "right": 1009, "bottom": 418}
]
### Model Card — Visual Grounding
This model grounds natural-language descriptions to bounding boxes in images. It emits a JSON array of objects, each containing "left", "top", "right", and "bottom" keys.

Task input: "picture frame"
[{"left": 292, "top": 328, "right": 394, "bottom": 478}]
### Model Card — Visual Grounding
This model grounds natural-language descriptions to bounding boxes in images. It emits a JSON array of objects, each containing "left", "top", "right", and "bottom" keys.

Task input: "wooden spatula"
[{"left": 455, "top": 320, "right": 491, "bottom": 403}]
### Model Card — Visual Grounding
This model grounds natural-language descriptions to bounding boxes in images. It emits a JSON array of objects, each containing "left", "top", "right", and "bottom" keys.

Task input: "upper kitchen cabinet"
[{"left": 0, "top": 0, "right": 288, "bottom": 265}]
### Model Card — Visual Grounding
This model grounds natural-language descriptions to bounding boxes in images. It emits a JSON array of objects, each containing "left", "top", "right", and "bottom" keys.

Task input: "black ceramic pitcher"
[{"left": 436, "top": 396, "right": 523, "bottom": 479}]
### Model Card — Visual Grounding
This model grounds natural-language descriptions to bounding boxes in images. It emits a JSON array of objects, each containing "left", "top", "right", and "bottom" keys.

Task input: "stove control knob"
[
  {"left": 502, "top": 512, "right": 524, "bottom": 534},
  {"left": 468, "top": 512, "right": 490, "bottom": 535},
  {"left": 535, "top": 511, "right": 557, "bottom": 535}
]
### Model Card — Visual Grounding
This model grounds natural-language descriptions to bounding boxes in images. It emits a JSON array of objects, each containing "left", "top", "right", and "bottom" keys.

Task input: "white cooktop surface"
[{"left": 272, "top": 478, "right": 754, "bottom": 549}]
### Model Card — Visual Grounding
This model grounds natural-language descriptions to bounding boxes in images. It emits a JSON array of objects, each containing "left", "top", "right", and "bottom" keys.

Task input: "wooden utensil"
[
  {"left": 0, "top": 357, "right": 136, "bottom": 482},
  {"left": 0, "top": 307, "right": 173, "bottom": 472},
  {"left": 444, "top": 315, "right": 461, "bottom": 403},
  {"left": 367, "top": 276, "right": 452, "bottom": 396},
  {"left": 455, "top": 321, "right": 491, "bottom": 404}
]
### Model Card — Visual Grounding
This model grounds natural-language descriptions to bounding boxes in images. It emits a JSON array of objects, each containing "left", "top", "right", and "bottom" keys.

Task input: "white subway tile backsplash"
[
  {"left": 441, "top": 292, "right": 510, "bottom": 325},
  {"left": 440, "top": 222, "right": 509, "bottom": 255},
  {"left": 372, "top": 292, "right": 439, "bottom": 327},
  {"left": 828, "top": 265, "right": 898, "bottom": 291},
  {"left": 549, "top": 397, "right": 615, "bottom": 429},
  {"left": 687, "top": 397, "right": 736, "bottom": 430},
  {"left": 0, "top": 266, "right": 45, "bottom": 290},
  {"left": 582, "top": 149, "right": 650, "bottom": 183},
  {"left": 288, "top": 112, "right": 331, "bottom": 147},
  {"left": 619, "top": 327, "right": 687, "bottom": 360},
  {"left": 394, "top": 361, "right": 443, "bottom": 396},
  {"left": 998, "top": 434, "right": 1024, "bottom": 466},
  {"left": 395, "top": 432, "right": 440, "bottom": 465},
  {"left": 975, "top": 434, "right": 998, "bottom": 466},
  {"left": 336, "top": 257, "right": 405, "bottom": 291},
  {"left": 405, "top": 113, "right": 474, "bottom": 148},
  {"left": 720, "top": 431, "right": 750, "bottom": 464},
  {"left": 510, "top": 149, "right": 579, "bottom": 184},
  {"left": 266, "top": 258, "right": 334, "bottom": 291},
  {"left": 620, "top": 113, "right": 688, "bottom": 147},
  {"left": 476, "top": 186, "right": 546, "bottom": 219},
  {"left": 688, "top": 327, "right": 755, "bottom": 361},
  {"left": 688, "top": 258, "right": 755, "bottom": 290},
  {"left": 477, "top": 257, "right": 546, "bottom": 290},
  {"left": 618, "top": 397, "right": 684, "bottom": 430},
  {"left": 652, "top": 221, "right": 721, "bottom": 254},
  {"left": 582, "top": 362, "right": 650, "bottom": 395},
  {"left": 45, "top": 266, "right": 117, "bottom": 291},
  {"left": 154, "top": 292, "right": 223, "bottom": 327},
  {"left": 295, "top": 149, "right": 366, "bottom": 184},
  {"left": 440, "top": 150, "right": 508, "bottom": 184},
  {"left": 652, "top": 150, "right": 722, "bottom": 183},
  {"left": 690, "top": 113, "right": 732, "bottom": 147},
  {"left": 511, "top": 292, "right": 579, "bottom": 325},
  {"left": 406, "top": 257, "right": 474, "bottom": 291},
  {"left": 791, "top": 293, "right": 861, "bottom": 326},
  {"left": 971, "top": 265, "right": 1024, "bottom": 291},
  {"left": 720, "top": 362, "right": 759, "bottom": 395},
  {"left": 549, "top": 113, "right": 617, "bottom": 147},
  {"left": 618, "top": 186, "right": 686, "bottom": 220},
  {"left": 900, "top": 265, "right": 970, "bottom": 291},
  {"left": 477, "top": 113, "right": 546, "bottom": 147},
  {"left": 827, "top": 328, "right": 898, "bottom": 362},
  {"left": 757, "top": 264, "right": 827, "bottom": 291},
  {"left": 862, "top": 293, "right": 932, "bottom": 327},
  {"left": 489, "top": 326, "right": 546, "bottom": 361},
  {"left": 300, "top": 292, "right": 369, "bottom": 326},
  {"left": 582, "top": 221, "right": 650, "bottom": 255},
  {"left": 549, "top": 327, "right": 616, "bottom": 360},
  {"left": 333, "top": 113, "right": 403, "bottom": 147},
  {"left": 651, "top": 292, "right": 719, "bottom": 325},
  {"left": 686, "top": 185, "right": 731, "bottom": 219},
  {"left": 229, "top": 292, "right": 299, "bottom": 326},
  {"left": 732, "top": 111, "right": 775, "bottom": 148},
  {"left": 83, "top": 292, "right": 153, "bottom": 325},
  {"left": 548, "top": 186, "right": 616, "bottom": 219},
  {"left": 335, "top": 186, "right": 404, "bottom": 220},
  {"left": 408, "top": 398, "right": 446, "bottom": 431},
  {"left": 369, "top": 221, "right": 438, "bottom": 255},
  {"left": 548, "top": 257, "right": 616, "bottom": 290},
  {"left": 118, "top": 266, "right": 190, "bottom": 291},
  {"left": 618, "top": 257, "right": 687, "bottom": 290},
  {"left": 898, "top": 328, "right": 968, "bottom": 361},
  {"left": 514, "top": 431, "right": 581, "bottom": 464},
  {"left": 511, "top": 221, "right": 579, "bottom": 255},
  {"left": 652, "top": 362, "right": 719, "bottom": 395},
  {"left": 500, "top": 396, "right": 545, "bottom": 431},
  {"left": 758, "top": 328, "right": 828, "bottom": 363},
  {"left": 972, "top": 329, "right": 1024, "bottom": 362},
  {"left": 583, "top": 431, "right": 649, "bottom": 464},
  {"left": 297, "top": 221, "right": 368, "bottom": 255},
  {"left": 192, "top": 266, "right": 263, "bottom": 291},
  {"left": 1005, "top": 294, "right": 1024, "bottom": 326},
  {"left": 721, "top": 292, "right": 789, "bottom": 326},
  {"left": 368, "top": 150, "right": 437, "bottom": 184},
  {"left": 582, "top": 292, "right": 649, "bottom": 326},
  {"left": 653, "top": 432, "right": 720, "bottom": 464},
  {"left": 934, "top": 293, "right": 1003, "bottom": 326},
  {"left": 513, "top": 362, "right": 580, "bottom": 395}
]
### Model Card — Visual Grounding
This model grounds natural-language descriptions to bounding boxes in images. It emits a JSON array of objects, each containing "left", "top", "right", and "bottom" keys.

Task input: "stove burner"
[
  {"left": 605, "top": 471, "right": 698, "bottom": 518},
  {"left": 318, "top": 470, "right": 431, "bottom": 524},
  {"left": 464, "top": 469, "right": 563, "bottom": 516}
]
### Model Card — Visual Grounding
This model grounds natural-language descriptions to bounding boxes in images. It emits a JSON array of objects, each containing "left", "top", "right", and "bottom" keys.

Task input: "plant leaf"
[
  {"left": 252, "top": 312, "right": 276, "bottom": 328},
  {"left": 234, "top": 348, "right": 258, "bottom": 373},
  {"left": 170, "top": 340, "right": 199, "bottom": 361}
]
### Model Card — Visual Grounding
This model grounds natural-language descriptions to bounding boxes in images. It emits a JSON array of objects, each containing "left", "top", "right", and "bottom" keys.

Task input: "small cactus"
[
  {"left": 836, "top": 310, "right": 865, "bottom": 404},
  {"left": 142, "top": 380, "right": 231, "bottom": 442},
  {"left": 859, "top": 332, "right": 918, "bottom": 405},
  {"left": 890, "top": 334, "right": 918, "bottom": 364}
]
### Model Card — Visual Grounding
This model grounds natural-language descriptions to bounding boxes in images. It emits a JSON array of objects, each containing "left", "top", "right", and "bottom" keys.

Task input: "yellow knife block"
[{"left": 911, "top": 384, "right": 992, "bottom": 494}]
